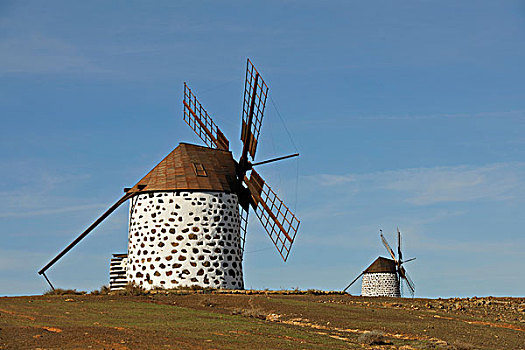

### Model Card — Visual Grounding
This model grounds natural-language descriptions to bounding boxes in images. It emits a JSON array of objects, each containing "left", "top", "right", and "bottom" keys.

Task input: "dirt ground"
[{"left": 0, "top": 291, "right": 523, "bottom": 349}]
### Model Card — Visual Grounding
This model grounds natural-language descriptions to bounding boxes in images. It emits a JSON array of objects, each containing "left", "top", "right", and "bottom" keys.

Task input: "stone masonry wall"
[
  {"left": 361, "top": 272, "right": 400, "bottom": 297},
  {"left": 127, "top": 191, "right": 243, "bottom": 290}
]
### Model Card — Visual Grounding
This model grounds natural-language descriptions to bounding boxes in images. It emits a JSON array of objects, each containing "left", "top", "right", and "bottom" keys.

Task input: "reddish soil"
[{"left": 0, "top": 292, "right": 523, "bottom": 349}]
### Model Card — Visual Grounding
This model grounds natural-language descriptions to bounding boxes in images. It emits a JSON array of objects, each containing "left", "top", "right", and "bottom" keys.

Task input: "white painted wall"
[
  {"left": 109, "top": 255, "right": 128, "bottom": 290},
  {"left": 361, "top": 273, "right": 400, "bottom": 297},
  {"left": 127, "top": 191, "right": 243, "bottom": 289}
]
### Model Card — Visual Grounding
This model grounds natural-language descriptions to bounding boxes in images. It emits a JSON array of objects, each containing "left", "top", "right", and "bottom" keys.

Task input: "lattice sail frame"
[
  {"left": 245, "top": 170, "right": 300, "bottom": 261},
  {"left": 183, "top": 60, "right": 299, "bottom": 262},
  {"left": 183, "top": 83, "right": 229, "bottom": 150},
  {"left": 241, "top": 59, "right": 269, "bottom": 159},
  {"left": 238, "top": 207, "right": 249, "bottom": 258},
  {"left": 381, "top": 231, "right": 415, "bottom": 297},
  {"left": 401, "top": 266, "right": 415, "bottom": 296}
]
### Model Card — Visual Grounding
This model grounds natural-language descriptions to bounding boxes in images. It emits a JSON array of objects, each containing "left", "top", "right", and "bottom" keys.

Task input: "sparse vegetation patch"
[{"left": 0, "top": 293, "right": 522, "bottom": 349}]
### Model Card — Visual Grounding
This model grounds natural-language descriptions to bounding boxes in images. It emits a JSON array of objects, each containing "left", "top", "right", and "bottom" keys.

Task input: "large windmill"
[
  {"left": 38, "top": 59, "right": 300, "bottom": 290},
  {"left": 344, "top": 228, "right": 416, "bottom": 297}
]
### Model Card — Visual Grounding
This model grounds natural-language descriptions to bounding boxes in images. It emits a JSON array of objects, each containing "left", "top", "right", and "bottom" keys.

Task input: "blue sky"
[{"left": 1, "top": 1, "right": 524, "bottom": 297}]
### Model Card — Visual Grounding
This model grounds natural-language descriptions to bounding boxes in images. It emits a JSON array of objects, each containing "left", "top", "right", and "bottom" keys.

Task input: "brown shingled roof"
[
  {"left": 127, "top": 143, "right": 238, "bottom": 194},
  {"left": 364, "top": 257, "right": 397, "bottom": 274}
]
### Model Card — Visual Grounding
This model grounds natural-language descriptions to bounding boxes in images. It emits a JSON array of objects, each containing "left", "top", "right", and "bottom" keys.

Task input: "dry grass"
[
  {"left": 107, "top": 283, "right": 219, "bottom": 296},
  {"left": 120, "top": 283, "right": 148, "bottom": 296},
  {"left": 1, "top": 293, "right": 522, "bottom": 349},
  {"left": 200, "top": 297, "right": 217, "bottom": 308},
  {"left": 89, "top": 285, "right": 110, "bottom": 295},
  {"left": 419, "top": 339, "right": 476, "bottom": 350},
  {"left": 44, "top": 288, "right": 86, "bottom": 295},
  {"left": 453, "top": 341, "right": 476, "bottom": 350},
  {"left": 357, "top": 330, "right": 391, "bottom": 345},
  {"left": 231, "top": 306, "right": 267, "bottom": 320},
  {"left": 231, "top": 298, "right": 267, "bottom": 320}
]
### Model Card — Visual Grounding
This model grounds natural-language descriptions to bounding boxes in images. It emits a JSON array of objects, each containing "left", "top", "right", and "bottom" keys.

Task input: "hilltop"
[{"left": 0, "top": 291, "right": 523, "bottom": 349}]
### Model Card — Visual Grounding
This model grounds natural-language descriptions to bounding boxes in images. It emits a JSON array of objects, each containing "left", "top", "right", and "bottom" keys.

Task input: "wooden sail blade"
[
  {"left": 398, "top": 264, "right": 407, "bottom": 280},
  {"left": 380, "top": 232, "right": 397, "bottom": 262},
  {"left": 402, "top": 267, "right": 416, "bottom": 296},
  {"left": 38, "top": 192, "right": 134, "bottom": 276},
  {"left": 239, "top": 206, "right": 249, "bottom": 258},
  {"left": 241, "top": 59, "right": 268, "bottom": 160},
  {"left": 397, "top": 227, "right": 403, "bottom": 263},
  {"left": 244, "top": 170, "right": 300, "bottom": 262},
  {"left": 183, "top": 83, "right": 229, "bottom": 150}
]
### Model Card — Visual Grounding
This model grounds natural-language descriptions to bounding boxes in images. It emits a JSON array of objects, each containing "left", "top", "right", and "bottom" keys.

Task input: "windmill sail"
[
  {"left": 378, "top": 229, "right": 417, "bottom": 297},
  {"left": 239, "top": 207, "right": 249, "bottom": 257},
  {"left": 397, "top": 227, "right": 402, "bottom": 262},
  {"left": 244, "top": 170, "right": 300, "bottom": 261},
  {"left": 39, "top": 58, "right": 300, "bottom": 290},
  {"left": 241, "top": 59, "right": 268, "bottom": 160},
  {"left": 403, "top": 269, "right": 416, "bottom": 296},
  {"left": 380, "top": 232, "right": 397, "bottom": 262},
  {"left": 183, "top": 83, "right": 229, "bottom": 150}
]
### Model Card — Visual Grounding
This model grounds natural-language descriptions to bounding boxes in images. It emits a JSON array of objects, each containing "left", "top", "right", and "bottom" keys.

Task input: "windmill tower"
[
  {"left": 344, "top": 228, "right": 416, "bottom": 297},
  {"left": 38, "top": 59, "right": 300, "bottom": 291}
]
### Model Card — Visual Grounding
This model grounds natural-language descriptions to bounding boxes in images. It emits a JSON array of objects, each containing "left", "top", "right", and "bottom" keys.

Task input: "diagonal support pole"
[
  {"left": 42, "top": 272, "right": 55, "bottom": 291},
  {"left": 38, "top": 192, "right": 134, "bottom": 276},
  {"left": 343, "top": 271, "right": 364, "bottom": 293}
]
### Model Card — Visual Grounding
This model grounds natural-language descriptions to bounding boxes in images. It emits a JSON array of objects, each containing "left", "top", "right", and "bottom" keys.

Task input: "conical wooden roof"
[
  {"left": 364, "top": 257, "right": 397, "bottom": 274},
  {"left": 127, "top": 143, "right": 238, "bottom": 194}
]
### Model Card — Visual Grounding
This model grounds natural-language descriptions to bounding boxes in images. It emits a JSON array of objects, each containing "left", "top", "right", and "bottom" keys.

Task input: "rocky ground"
[{"left": 0, "top": 290, "right": 523, "bottom": 349}]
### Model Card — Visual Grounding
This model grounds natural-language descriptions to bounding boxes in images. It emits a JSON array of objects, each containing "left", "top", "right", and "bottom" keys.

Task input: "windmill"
[
  {"left": 38, "top": 58, "right": 300, "bottom": 291},
  {"left": 343, "top": 228, "right": 415, "bottom": 297}
]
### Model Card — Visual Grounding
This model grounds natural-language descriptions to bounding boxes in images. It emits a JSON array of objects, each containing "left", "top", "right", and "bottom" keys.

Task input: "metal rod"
[
  {"left": 343, "top": 271, "right": 364, "bottom": 292},
  {"left": 38, "top": 192, "right": 133, "bottom": 275},
  {"left": 402, "top": 257, "right": 416, "bottom": 263},
  {"left": 42, "top": 272, "right": 55, "bottom": 291},
  {"left": 251, "top": 153, "right": 299, "bottom": 167}
]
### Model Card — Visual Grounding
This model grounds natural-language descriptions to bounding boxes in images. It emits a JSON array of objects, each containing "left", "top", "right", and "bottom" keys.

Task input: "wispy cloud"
[
  {"left": 0, "top": 248, "right": 48, "bottom": 272},
  {"left": 0, "top": 203, "right": 107, "bottom": 219},
  {"left": 0, "top": 34, "right": 108, "bottom": 76},
  {"left": 0, "top": 160, "right": 104, "bottom": 219},
  {"left": 348, "top": 110, "right": 525, "bottom": 121},
  {"left": 308, "top": 162, "right": 525, "bottom": 206},
  {"left": 294, "top": 161, "right": 525, "bottom": 260},
  {"left": 384, "top": 163, "right": 523, "bottom": 205},
  {"left": 298, "top": 110, "right": 525, "bottom": 127},
  {"left": 316, "top": 174, "right": 357, "bottom": 186}
]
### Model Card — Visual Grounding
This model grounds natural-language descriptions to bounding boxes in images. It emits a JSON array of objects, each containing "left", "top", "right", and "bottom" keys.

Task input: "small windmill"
[
  {"left": 38, "top": 59, "right": 300, "bottom": 290},
  {"left": 343, "top": 228, "right": 416, "bottom": 297}
]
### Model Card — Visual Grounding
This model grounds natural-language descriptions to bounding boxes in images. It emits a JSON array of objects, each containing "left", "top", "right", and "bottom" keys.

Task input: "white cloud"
[
  {"left": 0, "top": 161, "right": 106, "bottom": 219},
  {"left": 295, "top": 161, "right": 525, "bottom": 261},
  {"left": 306, "top": 162, "right": 525, "bottom": 206},
  {"left": 385, "top": 163, "right": 523, "bottom": 205},
  {"left": 317, "top": 174, "right": 357, "bottom": 186},
  {"left": 0, "top": 203, "right": 108, "bottom": 219},
  {"left": 0, "top": 248, "right": 47, "bottom": 272},
  {"left": 298, "top": 110, "right": 525, "bottom": 127},
  {"left": 352, "top": 110, "right": 525, "bottom": 121},
  {"left": 0, "top": 34, "right": 107, "bottom": 76}
]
